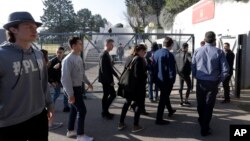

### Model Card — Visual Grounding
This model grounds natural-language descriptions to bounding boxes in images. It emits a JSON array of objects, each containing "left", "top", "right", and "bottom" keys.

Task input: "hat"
[
  {"left": 3, "top": 11, "right": 42, "bottom": 30},
  {"left": 205, "top": 31, "right": 216, "bottom": 43}
]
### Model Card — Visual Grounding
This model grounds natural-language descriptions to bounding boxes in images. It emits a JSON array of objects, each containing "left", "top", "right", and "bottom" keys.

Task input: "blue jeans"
[
  {"left": 68, "top": 86, "right": 86, "bottom": 135},
  {"left": 147, "top": 73, "right": 158, "bottom": 100},
  {"left": 52, "top": 86, "right": 69, "bottom": 108}
]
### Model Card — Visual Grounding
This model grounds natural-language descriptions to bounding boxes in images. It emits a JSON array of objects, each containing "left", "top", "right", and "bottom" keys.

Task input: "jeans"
[
  {"left": 179, "top": 75, "right": 191, "bottom": 101},
  {"left": 148, "top": 73, "right": 158, "bottom": 100},
  {"left": 52, "top": 86, "right": 69, "bottom": 108},
  {"left": 0, "top": 109, "right": 48, "bottom": 141},
  {"left": 102, "top": 84, "right": 116, "bottom": 114},
  {"left": 67, "top": 86, "right": 87, "bottom": 135},
  {"left": 196, "top": 79, "right": 219, "bottom": 134}
]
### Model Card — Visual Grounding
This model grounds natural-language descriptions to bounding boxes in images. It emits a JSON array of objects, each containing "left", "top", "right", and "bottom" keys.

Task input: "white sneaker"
[
  {"left": 76, "top": 134, "right": 94, "bottom": 141},
  {"left": 66, "top": 130, "right": 76, "bottom": 138}
]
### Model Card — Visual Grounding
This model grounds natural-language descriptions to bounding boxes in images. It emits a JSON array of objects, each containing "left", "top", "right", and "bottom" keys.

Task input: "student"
[
  {"left": 0, "top": 11, "right": 53, "bottom": 141},
  {"left": 61, "top": 37, "right": 93, "bottom": 141}
]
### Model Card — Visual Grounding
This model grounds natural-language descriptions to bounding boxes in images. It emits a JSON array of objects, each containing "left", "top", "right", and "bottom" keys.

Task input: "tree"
[
  {"left": 76, "top": 8, "right": 92, "bottom": 32},
  {"left": 147, "top": 0, "right": 165, "bottom": 28},
  {"left": 41, "top": 0, "right": 77, "bottom": 33}
]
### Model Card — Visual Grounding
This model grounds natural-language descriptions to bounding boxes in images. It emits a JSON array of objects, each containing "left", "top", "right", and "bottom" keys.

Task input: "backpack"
[{"left": 117, "top": 56, "right": 138, "bottom": 99}]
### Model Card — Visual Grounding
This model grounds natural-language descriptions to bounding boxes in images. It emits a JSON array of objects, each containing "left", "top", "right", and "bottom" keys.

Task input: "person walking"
[
  {"left": 153, "top": 37, "right": 177, "bottom": 125},
  {"left": 98, "top": 38, "right": 119, "bottom": 119},
  {"left": 0, "top": 11, "right": 53, "bottom": 141},
  {"left": 48, "top": 46, "right": 70, "bottom": 112},
  {"left": 175, "top": 43, "right": 192, "bottom": 106},
  {"left": 116, "top": 43, "right": 124, "bottom": 63},
  {"left": 61, "top": 37, "right": 94, "bottom": 141},
  {"left": 221, "top": 42, "right": 235, "bottom": 103},
  {"left": 118, "top": 44, "right": 147, "bottom": 132},
  {"left": 145, "top": 42, "right": 159, "bottom": 102},
  {"left": 192, "top": 31, "right": 229, "bottom": 136}
]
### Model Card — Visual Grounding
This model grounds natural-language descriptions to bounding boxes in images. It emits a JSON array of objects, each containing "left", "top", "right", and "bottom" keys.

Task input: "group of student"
[{"left": 0, "top": 11, "right": 235, "bottom": 141}]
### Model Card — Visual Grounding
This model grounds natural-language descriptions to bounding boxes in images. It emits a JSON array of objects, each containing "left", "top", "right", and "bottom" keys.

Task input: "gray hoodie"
[{"left": 0, "top": 42, "right": 53, "bottom": 127}]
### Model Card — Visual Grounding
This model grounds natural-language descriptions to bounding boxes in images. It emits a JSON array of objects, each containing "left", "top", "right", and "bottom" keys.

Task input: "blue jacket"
[{"left": 153, "top": 48, "right": 176, "bottom": 85}]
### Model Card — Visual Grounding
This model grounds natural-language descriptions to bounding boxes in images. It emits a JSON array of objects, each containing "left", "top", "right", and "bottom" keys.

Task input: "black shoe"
[
  {"left": 155, "top": 120, "right": 170, "bottom": 125},
  {"left": 102, "top": 112, "right": 114, "bottom": 120},
  {"left": 168, "top": 109, "right": 176, "bottom": 117},
  {"left": 63, "top": 106, "right": 70, "bottom": 112},
  {"left": 184, "top": 101, "right": 191, "bottom": 106},
  {"left": 221, "top": 99, "right": 230, "bottom": 103},
  {"left": 141, "top": 111, "right": 149, "bottom": 116},
  {"left": 201, "top": 130, "right": 212, "bottom": 136}
]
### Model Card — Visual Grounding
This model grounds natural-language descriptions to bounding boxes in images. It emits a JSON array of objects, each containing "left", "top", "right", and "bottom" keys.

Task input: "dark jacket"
[
  {"left": 125, "top": 55, "right": 147, "bottom": 100},
  {"left": 48, "top": 56, "right": 62, "bottom": 84},
  {"left": 175, "top": 51, "right": 192, "bottom": 77},
  {"left": 98, "top": 50, "right": 118, "bottom": 84},
  {"left": 225, "top": 50, "right": 235, "bottom": 75},
  {"left": 153, "top": 48, "right": 176, "bottom": 86}
]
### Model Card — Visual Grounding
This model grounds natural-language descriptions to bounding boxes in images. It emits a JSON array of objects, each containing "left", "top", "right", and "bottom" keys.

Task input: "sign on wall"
[{"left": 192, "top": 0, "right": 215, "bottom": 24}]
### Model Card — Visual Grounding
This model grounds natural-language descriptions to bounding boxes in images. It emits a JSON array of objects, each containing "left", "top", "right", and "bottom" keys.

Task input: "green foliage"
[
  {"left": 165, "top": 0, "right": 199, "bottom": 15},
  {"left": 41, "top": 0, "right": 108, "bottom": 33},
  {"left": 41, "top": 0, "right": 77, "bottom": 33}
]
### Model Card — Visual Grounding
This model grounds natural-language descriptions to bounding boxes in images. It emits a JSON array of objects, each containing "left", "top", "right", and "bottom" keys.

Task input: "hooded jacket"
[{"left": 0, "top": 42, "right": 53, "bottom": 127}]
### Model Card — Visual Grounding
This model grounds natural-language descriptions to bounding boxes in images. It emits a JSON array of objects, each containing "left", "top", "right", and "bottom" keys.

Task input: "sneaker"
[
  {"left": 63, "top": 106, "right": 70, "bottom": 112},
  {"left": 155, "top": 119, "right": 170, "bottom": 125},
  {"left": 118, "top": 123, "right": 127, "bottom": 130},
  {"left": 49, "top": 122, "right": 63, "bottom": 131},
  {"left": 66, "top": 130, "right": 76, "bottom": 138},
  {"left": 221, "top": 99, "right": 230, "bottom": 103},
  {"left": 184, "top": 101, "right": 191, "bottom": 106},
  {"left": 168, "top": 109, "right": 176, "bottom": 117},
  {"left": 76, "top": 134, "right": 94, "bottom": 141},
  {"left": 131, "top": 125, "right": 144, "bottom": 133},
  {"left": 179, "top": 102, "right": 184, "bottom": 106}
]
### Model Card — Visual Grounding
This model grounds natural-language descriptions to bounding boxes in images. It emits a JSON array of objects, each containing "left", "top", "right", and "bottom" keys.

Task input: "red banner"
[{"left": 192, "top": 0, "right": 215, "bottom": 24}]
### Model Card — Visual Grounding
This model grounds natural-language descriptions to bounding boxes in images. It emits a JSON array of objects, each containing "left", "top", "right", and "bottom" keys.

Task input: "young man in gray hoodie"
[
  {"left": 61, "top": 36, "right": 93, "bottom": 141},
  {"left": 0, "top": 12, "right": 53, "bottom": 141}
]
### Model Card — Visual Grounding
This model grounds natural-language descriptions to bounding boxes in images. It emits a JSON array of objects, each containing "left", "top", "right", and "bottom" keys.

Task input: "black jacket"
[
  {"left": 225, "top": 50, "right": 235, "bottom": 75},
  {"left": 125, "top": 55, "right": 147, "bottom": 100},
  {"left": 48, "top": 56, "right": 62, "bottom": 84},
  {"left": 98, "top": 50, "right": 118, "bottom": 84},
  {"left": 175, "top": 51, "right": 192, "bottom": 77}
]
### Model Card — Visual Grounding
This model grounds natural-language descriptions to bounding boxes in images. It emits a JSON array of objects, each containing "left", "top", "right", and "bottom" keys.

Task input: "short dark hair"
[
  {"left": 224, "top": 42, "right": 230, "bottom": 47},
  {"left": 182, "top": 43, "right": 188, "bottom": 48},
  {"left": 151, "top": 42, "right": 159, "bottom": 51},
  {"left": 69, "top": 37, "right": 81, "bottom": 48},
  {"left": 205, "top": 31, "right": 216, "bottom": 43},
  {"left": 106, "top": 38, "right": 114, "bottom": 44},
  {"left": 58, "top": 46, "right": 65, "bottom": 51},
  {"left": 163, "top": 37, "right": 173, "bottom": 47}
]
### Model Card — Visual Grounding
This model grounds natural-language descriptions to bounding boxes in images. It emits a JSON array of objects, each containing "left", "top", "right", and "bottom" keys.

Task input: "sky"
[{"left": 0, "top": 0, "right": 127, "bottom": 28}]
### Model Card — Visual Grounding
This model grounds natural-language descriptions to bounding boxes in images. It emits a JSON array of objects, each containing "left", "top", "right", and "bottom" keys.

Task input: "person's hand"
[
  {"left": 68, "top": 96, "right": 75, "bottom": 104},
  {"left": 87, "top": 84, "right": 93, "bottom": 91},
  {"left": 53, "top": 63, "right": 60, "bottom": 69},
  {"left": 110, "top": 82, "right": 115, "bottom": 86},
  {"left": 51, "top": 82, "right": 57, "bottom": 88},
  {"left": 47, "top": 108, "right": 54, "bottom": 120}
]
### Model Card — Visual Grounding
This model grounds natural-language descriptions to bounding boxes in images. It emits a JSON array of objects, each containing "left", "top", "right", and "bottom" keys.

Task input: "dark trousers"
[
  {"left": 68, "top": 86, "right": 87, "bottom": 135},
  {"left": 196, "top": 79, "right": 219, "bottom": 134},
  {"left": 179, "top": 75, "right": 191, "bottom": 101},
  {"left": 156, "top": 83, "right": 174, "bottom": 121},
  {"left": 102, "top": 83, "right": 116, "bottom": 114},
  {"left": 0, "top": 109, "right": 48, "bottom": 141},
  {"left": 148, "top": 73, "right": 158, "bottom": 100},
  {"left": 120, "top": 98, "right": 144, "bottom": 126},
  {"left": 223, "top": 74, "right": 232, "bottom": 100}
]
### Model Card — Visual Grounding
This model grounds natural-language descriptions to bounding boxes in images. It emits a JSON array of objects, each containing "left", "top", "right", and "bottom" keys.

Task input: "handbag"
[{"left": 117, "top": 56, "right": 138, "bottom": 98}]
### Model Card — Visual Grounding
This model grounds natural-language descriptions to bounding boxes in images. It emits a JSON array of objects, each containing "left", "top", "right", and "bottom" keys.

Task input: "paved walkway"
[{"left": 48, "top": 62, "right": 250, "bottom": 141}]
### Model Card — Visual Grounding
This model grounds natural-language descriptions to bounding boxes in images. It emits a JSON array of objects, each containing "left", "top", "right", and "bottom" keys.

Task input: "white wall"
[{"left": 168, "top": 0, "right": 250, "bottom": 88}]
